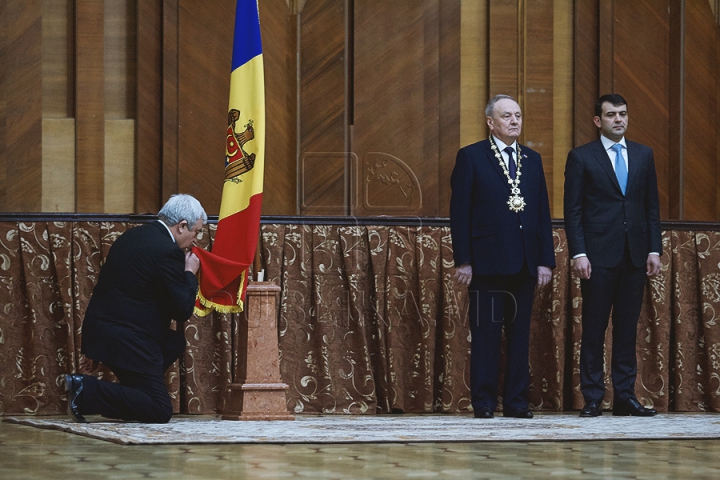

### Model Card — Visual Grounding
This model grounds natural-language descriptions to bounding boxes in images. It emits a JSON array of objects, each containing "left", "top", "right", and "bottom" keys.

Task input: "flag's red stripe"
[{"left": 211, "top": 193, "right": 263, "bottom": 261}]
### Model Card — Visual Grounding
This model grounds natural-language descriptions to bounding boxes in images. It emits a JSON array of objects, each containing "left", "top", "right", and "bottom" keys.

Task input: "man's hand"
[
  {"left": 185, "top": 251, "right": 200, "bottom": 275},
  {"left": 454, "top": 264, "right": 472, "bottom": 286},
  {"left": 537, "top": 266, "right": 552, "bottom": 286},
  {"left": 646, "top": 254, "right": 662, "bottom": 277},
  {"left": 79, "top": 355, "right": 98, "bottom": 373},
  {"left": 573, "top": 256, "right": 592, "bottom": 280}
]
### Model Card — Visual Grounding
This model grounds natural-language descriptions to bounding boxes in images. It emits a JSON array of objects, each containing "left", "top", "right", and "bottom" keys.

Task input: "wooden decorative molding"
[
  {"left": 1, "top": 213, "right": 720, "bottom": 232},
  {"left": 362, "top": 152, "right": 422, "bottom": 213}
]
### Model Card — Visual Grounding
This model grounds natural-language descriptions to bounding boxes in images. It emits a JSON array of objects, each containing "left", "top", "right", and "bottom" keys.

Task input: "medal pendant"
[{"left": 508, "top": 194, "right": 526, "bottom": 212}]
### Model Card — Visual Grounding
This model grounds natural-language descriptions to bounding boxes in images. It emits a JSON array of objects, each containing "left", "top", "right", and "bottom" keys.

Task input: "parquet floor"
[{"left": 2, "top": 417, "right": 720, "bottom": 479}]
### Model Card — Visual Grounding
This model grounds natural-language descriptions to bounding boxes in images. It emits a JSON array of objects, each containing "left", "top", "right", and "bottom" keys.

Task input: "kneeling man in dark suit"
[
  {"left": 65, "top": 194, "right": 206, "bottom": 423},
  {"left": 450, "top": 94, "right": 555, "bottom": 419}
]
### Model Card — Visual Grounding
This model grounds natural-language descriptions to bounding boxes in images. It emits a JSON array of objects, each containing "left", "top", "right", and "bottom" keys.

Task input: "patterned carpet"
[{"left": 5, "top": 413, "right": 720, "bottom": 445}]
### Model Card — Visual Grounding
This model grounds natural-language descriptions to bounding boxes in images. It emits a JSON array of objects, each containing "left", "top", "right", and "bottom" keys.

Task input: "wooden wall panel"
[
  {"left": 42, "top": 0, "right": 73, "bottom": 118},
  {"left": 717, "top": 22, "right": 720, "bottom": 220},
  {"left": 41, "top": 0, "right": 75, "bottom": 212},
  {"left": 597, "top": 0, "right": 614, "bottom": 95},
  {"left": 75, "top": 0, "right": 105, "bottom": 212},
  {"left": 573, "top": 0, "right": 600, "bottom": 147},
  {"left": 353, "top": 1, "right": 435, "bottom": 215},
  {"left": 488, "top": 0, "right": 519, "bottom": 100},
  {"left": 104, "top": 0, "right": 136, "bottom": 213},
  {"left": 162, "top": 0, "right": 180, "bottom": 203},
  {"left": 421, "top": 0, "right": 441, "bottom": 216},
  {"left": 2, "top": 0, "right": 719, "bottom": 221},
  {"left": 523, "top": 0, "right": 555, "bottom": 212},
  {"left": 176, "top": 0, "right": 234, "bottom": 215},
  {"left": 136, "top": 0, "right": 163, "bottom": 213},
  {"left": 104, "top": 119, "right": 135, "bottom": 213},
  {"left": 553, "top": 0, "right": 574, "bottom": 218},
  {"left": 668, "top": 0, "right": 682, "bottom": 219},
  {"left": 438, "top": 0, "right": 461, "bottom": 217},
  {"left": 0, "top": 0, "right": 6, "bottom": 206},
  {"left": 260, "top": 0, "right": 297, "bottom": 215},
  {"left": 459, "top": 0, "right": 488, "bottom": 148},
  {"left": 298, "top": 0, "right": 347, "bottom": 215},
  {"left": 682, "top": 0, "right": 718, "bottom": 220},
  {"left": 612, "top": 0, "right": 670, "bottom": 218},
  {"left": 104, "top": 0, "right": 136, "bottom": 119},
  {"left": 3, "top": 0, "right": 43, "bottom": 212},
  {"left": 42, "top": 119, "right": 75, "bottom": 212}
]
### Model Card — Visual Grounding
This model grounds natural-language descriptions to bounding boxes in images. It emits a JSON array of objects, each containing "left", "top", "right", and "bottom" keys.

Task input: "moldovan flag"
[{"left": 193, "top": 0, "right": 265, "bottom": 316}]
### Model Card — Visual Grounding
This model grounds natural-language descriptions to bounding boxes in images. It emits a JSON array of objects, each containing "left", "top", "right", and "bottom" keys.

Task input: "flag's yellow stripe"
[{"left": 219, "top": 54, "right": 265, "bottom": 221}]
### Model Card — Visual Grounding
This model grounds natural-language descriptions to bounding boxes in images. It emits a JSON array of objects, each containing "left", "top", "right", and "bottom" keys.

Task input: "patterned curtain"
[{"left": 1, "top": 220, "right": 719, "bottom": 416}]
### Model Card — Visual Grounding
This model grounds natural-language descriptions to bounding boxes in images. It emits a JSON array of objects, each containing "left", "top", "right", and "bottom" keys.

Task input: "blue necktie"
[
  {"left": 612, "top": 143, "right": 627, "bottom": 194},
  {"left": 504, "top": 147, "right": 516, "bottom": 180}
]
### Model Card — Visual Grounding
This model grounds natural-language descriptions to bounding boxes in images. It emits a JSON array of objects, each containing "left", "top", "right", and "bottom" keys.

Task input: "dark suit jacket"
[
  {"left": 450, "top": 139, "right": 556, "bottom": 276},
  {"left": 564, "top": 138, "right": 662, "bottom": 268},
  {"left": 81, "top": 221, "right": 198, "bottom": 376}
]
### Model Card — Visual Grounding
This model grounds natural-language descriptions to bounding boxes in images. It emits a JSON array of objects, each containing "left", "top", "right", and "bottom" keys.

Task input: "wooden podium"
[{"left": 221, "top": 282, "right": 294, "bottom": 420}]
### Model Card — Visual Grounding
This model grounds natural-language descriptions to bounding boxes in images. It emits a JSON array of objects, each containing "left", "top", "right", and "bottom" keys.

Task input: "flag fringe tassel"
[{"left": 193, "top": 270, "right": 247, "bottom": 317}]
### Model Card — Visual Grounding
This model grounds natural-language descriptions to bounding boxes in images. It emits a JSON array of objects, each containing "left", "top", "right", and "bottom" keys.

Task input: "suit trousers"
[
  {"left": 78, "top": 329, "right": 186, "bottom": 423},
  {"left": 468, "top": 267, "right": 536, "bottom": 412},
  {"left": 579, "top": 242, "right": 646, "bottom": 403}
]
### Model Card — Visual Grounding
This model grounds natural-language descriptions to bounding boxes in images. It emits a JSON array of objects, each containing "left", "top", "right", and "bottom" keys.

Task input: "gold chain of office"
[{"left": 489, "top": 136, "right": 526, "bottom": 212}]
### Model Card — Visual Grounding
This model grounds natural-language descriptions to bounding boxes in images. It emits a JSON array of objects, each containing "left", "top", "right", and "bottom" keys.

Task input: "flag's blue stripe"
[{"left": 231, "top": 0, "right": 262, "bottom": 71}]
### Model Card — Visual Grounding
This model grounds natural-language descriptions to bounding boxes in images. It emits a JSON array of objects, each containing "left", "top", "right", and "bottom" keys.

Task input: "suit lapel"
[
  {"left": 591, "top": 139, "right": 623, "bottom": 194},
  {"left": 485, "top": 142, "right": 512, "bottom": 192},
  {"left": 625, "top": 141, "right": 640, "bottom": 193}
]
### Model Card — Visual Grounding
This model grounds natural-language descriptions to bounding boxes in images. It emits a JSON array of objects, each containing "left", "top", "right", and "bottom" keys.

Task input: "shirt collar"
[
  {"left": 600, "top": 135, "right": 627, "bottom": 151},
  {"left": 157, "top": 220, "right": 176, "bottom": 243},
  {"left": 492, "top": 135, "right": 517, "bottom": 153}
]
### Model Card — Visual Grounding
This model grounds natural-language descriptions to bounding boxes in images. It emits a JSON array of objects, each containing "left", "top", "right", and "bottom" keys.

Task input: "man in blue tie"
[{"left": 564, "top": 94, "right": 662, "bottom": 417}]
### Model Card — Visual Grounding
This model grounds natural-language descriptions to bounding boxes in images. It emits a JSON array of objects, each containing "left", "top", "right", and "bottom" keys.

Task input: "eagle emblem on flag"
[{"left": 225, "top": 108, "right": 256, "bottom": 183}]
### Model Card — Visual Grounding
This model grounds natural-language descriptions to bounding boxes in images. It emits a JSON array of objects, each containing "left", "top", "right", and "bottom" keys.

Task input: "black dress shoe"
[
  {"left": 473, "top": 407, "right": 494, "bottom": 419},
  {"left": 612, "top": 398, "right": 657, "bottom": 417},
  {"left": 64, "top": 374, "right": 88, "bottom": 423},
  {"left": 579, "top": 400, "right": 602, "bottom": 417},
  {"left": 504, "top": 409, "right": 534, "bottom": 419}
]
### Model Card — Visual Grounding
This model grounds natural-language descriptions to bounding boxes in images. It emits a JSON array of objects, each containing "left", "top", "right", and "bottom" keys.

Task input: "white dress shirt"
[
  {"left": 572, "top": 136, "right": 658, "bottom": 259},
  {"left": 599, "top": 135, "right": 628, "bottom": 172},
  {"left": 492, "top": 135, "right": 518, "bottom": 170}
]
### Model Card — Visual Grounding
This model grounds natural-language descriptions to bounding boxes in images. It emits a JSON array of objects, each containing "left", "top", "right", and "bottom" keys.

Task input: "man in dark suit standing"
[
  {"left": 564, "top": 94, "right": 662, "bottom": 417},
  {"left": 450, "top": 94, "right": 555, "bottom": 419},
  {"left": 65, "top": 194, "right": 207, "bottom": 423}
]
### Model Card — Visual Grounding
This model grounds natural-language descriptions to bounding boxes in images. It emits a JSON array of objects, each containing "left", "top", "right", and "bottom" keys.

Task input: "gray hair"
[
  {"left": 157, "top": 194, "right": 207, "bottom": 227},
  {"left": 485, "top": 94, "right": 517, "bottom": 117}
]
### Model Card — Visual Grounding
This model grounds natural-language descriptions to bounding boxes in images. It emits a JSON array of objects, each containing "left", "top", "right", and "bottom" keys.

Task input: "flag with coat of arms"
[{"left": 193, "top": 0, "right": 265, "bottom": 316}]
